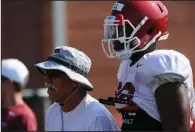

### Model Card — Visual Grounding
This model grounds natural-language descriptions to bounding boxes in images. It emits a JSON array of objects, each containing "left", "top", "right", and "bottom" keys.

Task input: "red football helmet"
[{"left": 102, "top": 1, "right": 169, "bottom": 60}]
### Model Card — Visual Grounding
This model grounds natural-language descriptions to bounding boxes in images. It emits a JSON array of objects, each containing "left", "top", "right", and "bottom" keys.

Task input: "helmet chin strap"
[
  {"left": 132, "top": 31, "right": 162, "bottom": 54},
  {"left": 116, "top": 31, "right": 161, "bottom": 61},
  {"left": 59, "top": 87, "right": 80, "bottom": 106}
]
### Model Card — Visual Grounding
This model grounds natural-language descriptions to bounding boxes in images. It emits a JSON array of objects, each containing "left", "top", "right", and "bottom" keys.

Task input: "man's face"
[
  {"left": 44, "top": 70, "right": 75, "bottom": 104},
  {"left": 2, "top": 76, "right": 8, "bottom": 95},
  {"left": 1, "top": 76, "right": 14, "bottom": 107}
]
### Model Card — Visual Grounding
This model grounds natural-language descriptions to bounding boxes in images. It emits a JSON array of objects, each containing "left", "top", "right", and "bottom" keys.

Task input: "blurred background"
[{"left": 2, "top": 1, "right": 195, "bottom": 131}]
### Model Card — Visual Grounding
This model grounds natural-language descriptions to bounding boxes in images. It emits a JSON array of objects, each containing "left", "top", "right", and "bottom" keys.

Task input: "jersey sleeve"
[
  {"left": 145, "top": 50, "right": 191, "bottom": 94},
  {"left": 25, "top": 114, "right": 37, "bottom": 131}
]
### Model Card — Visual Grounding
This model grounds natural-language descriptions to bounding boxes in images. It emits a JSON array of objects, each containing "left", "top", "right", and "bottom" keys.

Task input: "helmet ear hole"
[
  {"left": 157, "top": 3, "right": 164, "bottom": 13},
  {"left": 146, "top": 27, "right": 154, "bottom": 35}
]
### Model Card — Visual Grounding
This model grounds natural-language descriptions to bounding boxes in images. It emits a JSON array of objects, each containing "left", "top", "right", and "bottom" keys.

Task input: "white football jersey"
[{"left": 115, "top": 49, "right": 194, "bottom": 122}]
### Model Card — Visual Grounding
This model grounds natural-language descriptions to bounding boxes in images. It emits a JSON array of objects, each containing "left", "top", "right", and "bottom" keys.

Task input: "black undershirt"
[
  {"left": 119, "top": 105, "right": 163, "bottom": 131},
  {"left": 99, "top": 98, "right": 163, "bottom": 131}
]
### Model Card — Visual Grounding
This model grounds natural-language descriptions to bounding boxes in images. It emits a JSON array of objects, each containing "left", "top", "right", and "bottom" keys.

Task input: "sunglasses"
[{"left": 45, "top": 70, "right": 65, "bottom": 78}]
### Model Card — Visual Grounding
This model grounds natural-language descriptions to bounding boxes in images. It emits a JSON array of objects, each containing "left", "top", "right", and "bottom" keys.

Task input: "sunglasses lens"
[{"left": 46, "top": 70, "right": 63, "bottom": 78}]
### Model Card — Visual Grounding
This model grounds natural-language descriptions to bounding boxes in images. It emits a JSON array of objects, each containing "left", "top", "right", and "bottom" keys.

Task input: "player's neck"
[
  {"left": 130, "top": 43, "right": 157, "bottom": 66},
  {"left": 130, "top": 52, "right": 146, "bottom": 66},
  {"left": 14, "top": 92, "right": 24, "bottom": 105},
  {"left": 61, "top": 91, "right": 86, "bottom": 112}
]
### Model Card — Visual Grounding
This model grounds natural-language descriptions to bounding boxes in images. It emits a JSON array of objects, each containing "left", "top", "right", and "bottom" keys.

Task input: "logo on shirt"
[{"left": 9, "top": 111, "right": 16, "bottom": 116}]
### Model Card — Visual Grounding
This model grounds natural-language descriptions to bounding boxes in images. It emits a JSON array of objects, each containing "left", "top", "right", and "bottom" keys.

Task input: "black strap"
[
  {"left": 48, "top": 57, "right": 88, "bottom": 77},
  {"left": 99, "top": 97, "right": 136, "bottom": 106}
]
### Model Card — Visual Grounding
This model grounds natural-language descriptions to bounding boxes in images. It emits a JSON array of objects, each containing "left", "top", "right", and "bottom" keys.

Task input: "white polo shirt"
[{"left": 45, "top": 94, "right": 119, "bottom": 131}]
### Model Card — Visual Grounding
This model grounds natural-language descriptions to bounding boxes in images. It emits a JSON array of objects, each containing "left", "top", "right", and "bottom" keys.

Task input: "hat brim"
[{"left": 35, "top": 61, "right": 93, "bottom": 91}]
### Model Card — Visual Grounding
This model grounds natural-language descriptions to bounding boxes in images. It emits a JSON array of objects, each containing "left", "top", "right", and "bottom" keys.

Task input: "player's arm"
[{"left": 155, "top": 82, "right": 190, "bottom": 131}]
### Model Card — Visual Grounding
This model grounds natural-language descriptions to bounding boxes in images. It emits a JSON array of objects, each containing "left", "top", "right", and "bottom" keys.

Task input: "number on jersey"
[{"left": 115, "top": 82, "right": 135, "bottom": 100}]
